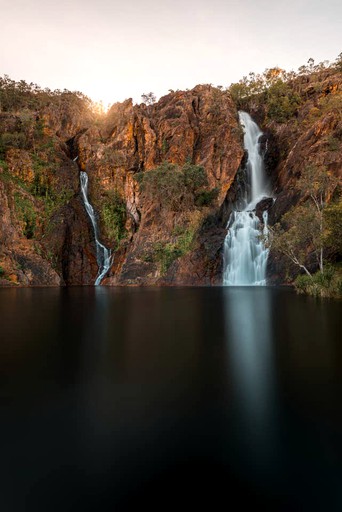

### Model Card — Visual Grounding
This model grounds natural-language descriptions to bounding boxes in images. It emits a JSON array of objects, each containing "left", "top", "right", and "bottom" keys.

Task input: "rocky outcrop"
[
  {"left": 0, "top": 85, "right": 244, "bottom": 286},
  {"left": 73, "top": 86, "right": 244, "bottom": 285},
  {"left": 255, "top": 69, "right": 342, "bottom": 281},
  {"left": 1, "top": 66, "right": 340, "bottom": 287},
  {"left": 0, "top": 178, "right": 61, "bottom": 286},
  {"left": 0, "top": 131, "right": 98, "bottom": 285}
]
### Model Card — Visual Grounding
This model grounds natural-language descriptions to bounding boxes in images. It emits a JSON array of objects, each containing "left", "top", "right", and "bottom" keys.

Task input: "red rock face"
[
  {"left": 0, "top": 85, "right": 243, "bottom": 286},
  {"left": 4, "top": 70, "right": 339, "bottom": 287},
  {"left": 75, "top": 86, "right": 244, "bottom": 285},
  {"left": 255, "top": 70, "right": 342, "bottom": 282},
  {"left": 0, "top": 178, "right": 61, "bottom": 286},
  {"left": 0, "top": 128, "right": 98, "bottom": 285}
]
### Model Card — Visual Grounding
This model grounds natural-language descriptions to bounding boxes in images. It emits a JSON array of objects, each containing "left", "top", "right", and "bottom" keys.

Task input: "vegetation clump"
[
  {"left": 98, "top": 190, "right": 127, "bottom": 247},
  {"left": 135, "top": 162, "right": 218, "bottom": 274},
  {"left": 0, "top": 74, "right": 92, "bottom": 114},
  {"left": 228, "top": 53, "right": 342, "bottom": 124},
  {"left": 135, "top": 161, "right": 217, "bottom": 211},
  {"left": 14, "top": 192, "right": 37, "bottom": 239},
  {"left": 144, "top": 215, "right": 201, "bottom": 274},
  {"left": 295, "top": 265, "right": 342, "bottom": 299},
  {"left": 269, "top": 164, "right": 341, "bottom": 298}
]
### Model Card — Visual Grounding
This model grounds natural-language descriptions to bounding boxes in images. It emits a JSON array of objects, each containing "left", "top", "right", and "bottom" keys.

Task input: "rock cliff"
[
  {"left": 0, "top": 64, "right": 341, "bottom": 287},
  {"left": 0, "top": 83, "right": 243, "bottom": 286}
]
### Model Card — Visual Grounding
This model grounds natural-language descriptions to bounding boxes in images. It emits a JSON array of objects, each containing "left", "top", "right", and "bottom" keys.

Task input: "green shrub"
[
  {"left": 148, "top": 223, "right": 198, "bottom": 274},
  {"left": 195, "top": 188, "right": 219, "bottom": 206},
  {"left": 152, "top": 241, "right": 182, "bottom": 273},
  {"left": 0, "top": 158, "right": 8, "bottom": 172},
  {"left": 295, "top": 266, "right": 342, "bottom": 298},
  {"left": 31, "top": 164, "right": 50, "bottom": 198},
  {"left": 161, "top": 138, "right": 169, "bottom": 154},
  {"left": 327, "top": 135, "right": 340, "bottom": 151},
  {"left": 266, "top": 81, "right": 300, "bottom": 122},
  {"left": 14, "top": 193, "right": 37, "bottom": 239},
  {"left": 41, "top": 188, "right": 73, "bottom": 219},
  {"left": 294, "top": 274, "right": 312, "bottom": 292},
  {"left": 0, "top": 132, "right": 27, "bottom": 156},
  {"left": 99, "top": 190, "right": 126, "bottom": 246},
  {"left": 135, "top": 161, "right": 211, "bottom": 211}
]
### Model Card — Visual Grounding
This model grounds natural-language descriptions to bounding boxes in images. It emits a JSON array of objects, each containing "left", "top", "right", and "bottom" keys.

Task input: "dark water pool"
[{"left": 0, "top": 286, "right": 341, "bottom": 510}]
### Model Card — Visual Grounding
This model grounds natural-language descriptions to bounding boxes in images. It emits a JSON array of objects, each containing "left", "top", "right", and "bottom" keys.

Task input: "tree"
[
  {"left": 141, "top": 92, "right": 156, "bottom": 106},
  {"left": 270, "top": 164, "right": 340, "bottom": 276},
  {"left": 296, "top": 164, "right": 339, "bottom": 272},
  {"left": 324, "top": 198, "right": 342, "bottom": 256},
  {"left": 270, "top": 204, "right": 319, "bottom": 277},
  {"left": 334, "top": 52, "right": 342, "bottom": 72},
  {"left": 307, "top": 58, "right": 315, "bottom": 71}
]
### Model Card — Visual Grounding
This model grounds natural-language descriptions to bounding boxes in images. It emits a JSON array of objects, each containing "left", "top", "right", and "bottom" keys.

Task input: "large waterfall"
[
  {"left": 223, "top": 112, "right": 271, "bottom": 286},
  {"left": 80, "top": 171, "right": 112, "bottom": 286}
]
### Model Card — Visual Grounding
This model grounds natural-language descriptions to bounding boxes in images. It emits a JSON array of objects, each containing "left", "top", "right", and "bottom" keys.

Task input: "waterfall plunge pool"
[{"left": 0, "top": 286, "right": 341, "bottom": 510}]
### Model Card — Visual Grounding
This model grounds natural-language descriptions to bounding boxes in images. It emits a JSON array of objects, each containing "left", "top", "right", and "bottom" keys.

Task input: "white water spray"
[
  {"left": 80, "top": 171, "right": 112, "bottom": 286},
  {"left": 223, "top": 112, "right": 271, "bottom": 286}
]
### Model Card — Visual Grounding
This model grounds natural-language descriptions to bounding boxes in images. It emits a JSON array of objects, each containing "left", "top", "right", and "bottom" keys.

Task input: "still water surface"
[{"left": 0, "top": 287, "right": 341, "bottom": 510}]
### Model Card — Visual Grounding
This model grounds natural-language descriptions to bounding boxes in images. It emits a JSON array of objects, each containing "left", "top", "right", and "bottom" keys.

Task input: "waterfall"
[
  {"left": 80, "top": 171, "right": 112, "bottom": 286},
  {"left": 223, "top": 112, "right": 271, "bottom": 286}
]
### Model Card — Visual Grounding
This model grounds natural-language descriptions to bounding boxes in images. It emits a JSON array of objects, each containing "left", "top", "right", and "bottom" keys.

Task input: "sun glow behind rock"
[
  {"left": 91, "top": 100, "right": 113, "bottom": 115},
  {"left": 1, "top": 0, "right": 341, "bottom": 109}
]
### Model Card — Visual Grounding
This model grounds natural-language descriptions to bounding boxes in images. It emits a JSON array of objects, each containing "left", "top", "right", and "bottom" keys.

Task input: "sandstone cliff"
[
  {"left": 0, "top": 83, "right": 243, "bottom": 286},
  {"left": 0, "top": 64, "right": 341, "bottom": 287}
]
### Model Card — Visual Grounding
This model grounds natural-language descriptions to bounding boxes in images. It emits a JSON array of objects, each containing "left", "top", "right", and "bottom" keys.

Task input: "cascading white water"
[
  {"left": 80, "top": 171, "right": 112, "bottom": 286},
  {"left": 223, "top": 112, "right": 271, "bottom": 286}
]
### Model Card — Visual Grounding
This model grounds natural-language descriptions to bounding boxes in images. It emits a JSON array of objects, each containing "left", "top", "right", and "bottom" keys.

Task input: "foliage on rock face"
[
  {"left": 0, "top": 79, "right": 81, "bottom": 248},
  {"left": 228, "top": 53, "right": 342, "bottom": 124},
  {"left": 0, "top": 111, "right": 47, "bottom": 158},
  {"left": 133, "top": 162, "right": 221, "bottom": 275},
  {"left": 14, "top": 193, "right": 37, "bottom": 239},
  {"left": 269, "top": 164, "right": 341, "bottom": 297},
  {"left": 98, "top": 190, "right": 127, "bottom": 247},
  {"left": 266, "top": 81, "right": 301, "bottom": 122},
  {"left": 143, "top": 213, "right": 202, "bottom": 274},
  {"left": 135, "top": 161, "right": 217, "bottom": 211},
  {"left": 1, "top": 149, "right": 73, "bottom": 229},
  {"left": 229, "top": 67, "right": 300, "bottom": 122},
  {"left": 324, "top": 199, "right": 342, "bottom": 256}
]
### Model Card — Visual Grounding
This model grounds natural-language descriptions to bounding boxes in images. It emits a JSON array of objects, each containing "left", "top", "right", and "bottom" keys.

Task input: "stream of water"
[
  {"left": 80, "top": 171, "right": 112, "bottom": 285},
  {"left": 223, "top": 112, "right": 272, "bottom": 286}
]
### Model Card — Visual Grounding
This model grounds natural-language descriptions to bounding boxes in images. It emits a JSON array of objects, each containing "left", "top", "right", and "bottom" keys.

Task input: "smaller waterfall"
[
  {"left": 223, "top": 112, "right": 271, "bottom": 286},
  {"left": 80, "top": 171, "right": 112, "bottom": 286}
]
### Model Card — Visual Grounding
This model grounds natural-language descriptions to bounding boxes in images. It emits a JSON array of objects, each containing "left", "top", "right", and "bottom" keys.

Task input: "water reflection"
[
  {"left": 1, "top": 287, "right": 341, "bottom": 510},
  {"left": 224, "top": 287, "right": 279, "bottom": 480}
]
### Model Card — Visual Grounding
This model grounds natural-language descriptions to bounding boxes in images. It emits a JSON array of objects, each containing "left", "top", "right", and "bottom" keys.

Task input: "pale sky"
[{"left": 1, "top": 0, "right": 341, "bottom": 107}]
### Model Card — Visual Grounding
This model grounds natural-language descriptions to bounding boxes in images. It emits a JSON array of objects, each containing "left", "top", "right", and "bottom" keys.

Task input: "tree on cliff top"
[
  {"left": 270, "top": 164, "right": 340, "bottom": 277},
  {"left": 228, "top": 52, "right": 340, "bottom": 123},
  {"left": 0, "top": 74, "right": 92, "bottom": 114},
  {"left": 141, "top": 92, "right": 156, "bottom": 106}
]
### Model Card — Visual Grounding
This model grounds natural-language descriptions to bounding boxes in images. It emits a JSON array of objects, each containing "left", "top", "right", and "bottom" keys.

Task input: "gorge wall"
[
  {"left": 0, "top": 65, "right": 341, "bottom": 287},
  {"left": 0, "top": 85, "right": 243, "bottom": 286}
]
